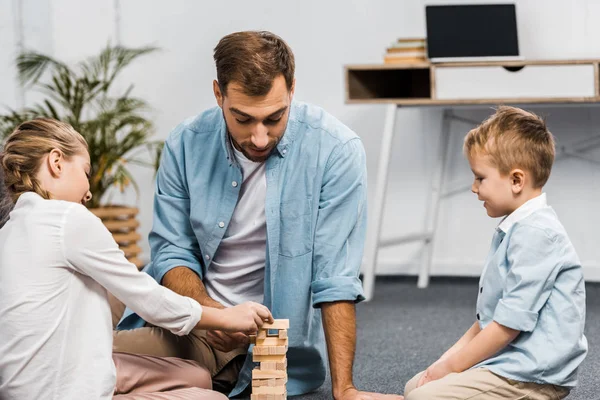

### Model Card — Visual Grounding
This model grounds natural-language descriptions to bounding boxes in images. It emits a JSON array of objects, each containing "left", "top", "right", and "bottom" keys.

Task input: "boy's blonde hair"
[
  {"left": 464, "top": 106, "right": 555, "bottom": 188},
  {"left": 0, "top": 118, "right": 88, "bottom": 202}
]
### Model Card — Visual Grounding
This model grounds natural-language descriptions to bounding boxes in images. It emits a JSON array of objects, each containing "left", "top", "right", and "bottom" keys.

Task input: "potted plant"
[{"left": 0, "top": 45, "right": 162, "bottom": 268}]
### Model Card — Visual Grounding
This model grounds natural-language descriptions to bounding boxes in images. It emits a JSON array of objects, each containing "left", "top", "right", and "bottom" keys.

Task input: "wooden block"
[
  {"left": 249, "top": 335, "right": 256, "bottom": 345},
  {"left": 253, "top": 354, "right": 286, "bottom": 362},
  {"left": 253, "top": 385, "right": 286, "bottom": 395},
  {"left": 260, "top": 361, "right": 277, "bottom": 371},
  {"left": 256, "top": 360, "right": 286, "bottom": 372},
  {"left": 257, "top": 330, "right": 267, "bottom": 339},
  {"left": 252, "top": 346, "right": 269, "bottom": 355},
  {"left": 251, "top": 394, "right": 286, "bottom": 400},
  {"left": 252, "top": 346, "right": 268, "bottom": 355},
  {"left": 252, "top": 378, "right": 286, "bottom": 387},
  {"left": 269, "top": 345, "right": 287, "bottom": 355},
  {"left": 255, "top": 337, "right": 288, "bottom": 346},
  {"left": 261, "top": 319, "right": 289, "bottom": 330},
  {"left": 276, "top": 360, "right": 287, "bottom": 371},
  {"left": 253, "top": 345, "right": 287, "bottom": 356},
  {"left": 278, "top": 330, "right": 287, "bottom": 339},
  {"left": 269, "top": 378, "right": 286, "bottom": 386},
  {"left": 252, "top": 368, "right": 286, "bottom": 379}
]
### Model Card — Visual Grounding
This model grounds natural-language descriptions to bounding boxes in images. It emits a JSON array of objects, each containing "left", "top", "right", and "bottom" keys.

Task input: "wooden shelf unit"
[{"left": 346, "top": 59, "right": 600, "bottom": 105}]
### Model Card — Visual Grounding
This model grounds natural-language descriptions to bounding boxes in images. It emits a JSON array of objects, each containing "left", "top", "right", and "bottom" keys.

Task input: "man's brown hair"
[
  {"left": 464, "top": 106, "right": 556, "bottom": 188},
  {"left": 213, "top": 31, "right": 295, "bottom": 96}
]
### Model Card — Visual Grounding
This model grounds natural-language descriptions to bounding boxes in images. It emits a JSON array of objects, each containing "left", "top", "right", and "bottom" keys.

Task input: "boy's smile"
[{"left": 468, "top": 154, "right": 517, "bottom": 219}]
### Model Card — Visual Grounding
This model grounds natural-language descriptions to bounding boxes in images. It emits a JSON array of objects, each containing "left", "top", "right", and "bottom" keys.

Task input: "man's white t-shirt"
[
  {"left": 0, "top": 192, "right": 202, "bottom": 400},
  {"left": 204, "top": 144, "right": 267, "bottom": 307}
]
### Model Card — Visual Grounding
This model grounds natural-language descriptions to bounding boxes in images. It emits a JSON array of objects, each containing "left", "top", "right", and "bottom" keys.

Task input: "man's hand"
[
  {"left": 417, "top": 358, "right": 455, "bottom": 388},
  {"left": 206, "top": 330, "right": 250, "bottom": 353},
  {"left": 336, "top": 387, "right": 404, "bottom": 400}
]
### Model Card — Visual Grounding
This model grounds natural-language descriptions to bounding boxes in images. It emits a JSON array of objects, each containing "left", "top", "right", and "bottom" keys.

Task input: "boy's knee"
[
  {"left": 404, "top": 371, "right": 424, "bottom": 397},
  {"left": 405, "top": 386, "right": 439, "bottom": 400}
]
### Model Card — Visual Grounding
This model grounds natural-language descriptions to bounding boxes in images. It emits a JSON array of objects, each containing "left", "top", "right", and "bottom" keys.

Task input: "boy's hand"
[{"left": 417, "top": 358, "right": 456, "bottom": 387}]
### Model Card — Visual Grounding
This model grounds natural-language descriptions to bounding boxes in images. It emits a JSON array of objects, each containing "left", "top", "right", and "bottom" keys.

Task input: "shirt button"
[
  {"left": 282, "top": 149, "right": 287, "bottom": 154},
  {"left": 232, "top": 181, "right": 238, "bottom": 187},
  {"left": 476, "top": 313, "right": 481, "bottom": 320},
  {"left": 205, "top": 254, "right": 210, "bottom": 260},
  {"left": 218, "top": 221, "right": 225, "bottom": 228}
]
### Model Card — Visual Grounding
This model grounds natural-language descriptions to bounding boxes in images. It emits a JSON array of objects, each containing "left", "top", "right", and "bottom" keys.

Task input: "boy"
[{"left": 404, "top": 106, "right": 587, "bottom": 400}]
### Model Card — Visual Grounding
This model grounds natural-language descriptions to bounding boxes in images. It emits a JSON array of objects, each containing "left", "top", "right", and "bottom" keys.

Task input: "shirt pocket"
[{"left": 279, "top": 197, "right": 312, "bottom": 257}]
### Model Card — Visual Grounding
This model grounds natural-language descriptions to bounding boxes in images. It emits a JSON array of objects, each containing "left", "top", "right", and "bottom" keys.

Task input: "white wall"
[{"left": 1, "top": 0, "right": 599, "bottom": 279}]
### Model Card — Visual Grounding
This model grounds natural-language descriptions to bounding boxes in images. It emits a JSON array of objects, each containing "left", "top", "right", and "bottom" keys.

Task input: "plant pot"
[{"left": 89, "top": 206, "right": 144, "bottom": 269}]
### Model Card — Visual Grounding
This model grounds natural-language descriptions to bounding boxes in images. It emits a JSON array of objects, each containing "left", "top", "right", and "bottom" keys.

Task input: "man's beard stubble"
[{"left": 223, "top": 114, "right": 287, "bottom": 163}]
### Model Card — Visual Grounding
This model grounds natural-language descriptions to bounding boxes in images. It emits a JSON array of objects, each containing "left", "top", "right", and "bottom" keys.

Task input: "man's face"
[{"left": 214, "top": 75, "right": 294, "bottom": 162}]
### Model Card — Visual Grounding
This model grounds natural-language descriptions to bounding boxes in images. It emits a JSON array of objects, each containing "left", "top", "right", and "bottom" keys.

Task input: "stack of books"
[{"left": 384, "top": 38, "right": 427, "bottom": 64}]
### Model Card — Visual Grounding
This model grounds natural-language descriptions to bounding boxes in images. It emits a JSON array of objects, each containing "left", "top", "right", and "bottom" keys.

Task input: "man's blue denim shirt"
[{"left": 117, "top": 101, "right": 367, "bottom": 396}]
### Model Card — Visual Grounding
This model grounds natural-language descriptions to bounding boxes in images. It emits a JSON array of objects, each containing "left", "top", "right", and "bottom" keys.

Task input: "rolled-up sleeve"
[
  {"left": 311, "top": 138, "right": 367, "bottom": 307},
  {"left": 149, "top": 130, "right": 204, "bottom": 284},
  {"left": 493, "top": 225, "right": 560, "bottom": 332}
]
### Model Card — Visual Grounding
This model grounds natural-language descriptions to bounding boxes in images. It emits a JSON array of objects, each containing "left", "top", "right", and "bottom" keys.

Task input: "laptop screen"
[{"left": 425, "top": 4, "right": 519, "bottom": 59}]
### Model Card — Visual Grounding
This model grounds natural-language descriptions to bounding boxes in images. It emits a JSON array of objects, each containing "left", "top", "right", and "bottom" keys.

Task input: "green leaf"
[{"left": 2, "top": 44, "right": 161, "bottom": 207}]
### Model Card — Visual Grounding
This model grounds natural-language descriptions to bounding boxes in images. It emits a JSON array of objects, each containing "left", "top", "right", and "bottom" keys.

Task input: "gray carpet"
[{"left": 290, "top": 277, "right": 599, "bottom": 399}]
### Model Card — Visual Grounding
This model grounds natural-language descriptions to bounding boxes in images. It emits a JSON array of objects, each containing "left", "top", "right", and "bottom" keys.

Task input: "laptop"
[{"left": 425, "top": 3, "right": 523, "bottom": 63}]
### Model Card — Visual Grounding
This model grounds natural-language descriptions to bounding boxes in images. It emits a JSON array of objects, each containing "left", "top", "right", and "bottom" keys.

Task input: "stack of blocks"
[{"left": 250, "top": 319, "right": 289, "bottom": 400}]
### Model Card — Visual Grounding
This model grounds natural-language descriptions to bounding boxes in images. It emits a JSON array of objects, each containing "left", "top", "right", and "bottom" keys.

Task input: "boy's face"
[{"left": 468, "top": 154, "right": 515, "bottom": 218}]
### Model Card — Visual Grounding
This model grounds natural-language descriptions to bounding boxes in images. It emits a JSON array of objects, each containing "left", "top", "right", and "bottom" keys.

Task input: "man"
[{"left": 114, "top": 31, "right": 400, "bottom": 400}]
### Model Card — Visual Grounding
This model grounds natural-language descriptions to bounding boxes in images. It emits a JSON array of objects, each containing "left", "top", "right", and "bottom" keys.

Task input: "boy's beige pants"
[{"left": 404, "top": 368, "right": 570, "bottom": 400}]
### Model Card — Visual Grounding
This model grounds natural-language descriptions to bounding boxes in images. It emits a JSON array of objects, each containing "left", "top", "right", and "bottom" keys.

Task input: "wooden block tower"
[{"left": 250, "top": 319, "right": 289, "bottom": 400}]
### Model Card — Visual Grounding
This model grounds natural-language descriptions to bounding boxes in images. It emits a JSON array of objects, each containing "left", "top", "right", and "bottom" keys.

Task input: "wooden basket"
[{"left": 89, "top": 206, "right": 144, "bottom": 269}]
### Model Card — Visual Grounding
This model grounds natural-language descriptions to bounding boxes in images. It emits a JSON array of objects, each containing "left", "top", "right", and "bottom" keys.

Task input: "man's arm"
[
  {"left": 162, "top": 266, "right": 224, "bottom": 309},
  {"left": 311, "top": 139, "right": 401, "bottom": 399},
  {"left": 310, "top": 139, "right": 366, "bottom": 399},
  {"left": 149, "top": 134, "right": 247, "bottom": 350},
  {"left": 163, "top": 266, "right": 250, "bottom": 351},
  {"left": 321, "top": 301, "right": 356, "bottom": 399}
]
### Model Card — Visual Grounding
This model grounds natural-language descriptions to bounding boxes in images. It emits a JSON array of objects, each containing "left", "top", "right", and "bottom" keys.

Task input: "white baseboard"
[{"left": 366, "top": 258, "right": 600, "bottom": 282}]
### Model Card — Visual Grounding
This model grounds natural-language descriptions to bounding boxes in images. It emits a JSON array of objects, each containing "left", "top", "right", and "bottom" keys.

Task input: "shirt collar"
[{"left": 498, "top": 193, "right": 548, "bottom": 233}]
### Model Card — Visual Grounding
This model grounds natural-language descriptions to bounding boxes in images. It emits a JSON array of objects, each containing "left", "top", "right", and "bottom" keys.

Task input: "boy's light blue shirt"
[
  {"left": 117, "top": 101, "right": 367, "bottom": 396},
  {"left": 475, "top": 193, "right": 588, "bottom": 388}
]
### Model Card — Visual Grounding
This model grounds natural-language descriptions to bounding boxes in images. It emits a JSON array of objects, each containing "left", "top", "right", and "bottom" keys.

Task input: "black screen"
[{"left": 426, "top": 4, "right": 519, "bottom": 59}]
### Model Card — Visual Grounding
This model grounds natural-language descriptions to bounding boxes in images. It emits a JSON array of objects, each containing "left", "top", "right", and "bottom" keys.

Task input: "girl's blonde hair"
[{"left": 1, "top": 118, "right": 88, "bottom": 202}]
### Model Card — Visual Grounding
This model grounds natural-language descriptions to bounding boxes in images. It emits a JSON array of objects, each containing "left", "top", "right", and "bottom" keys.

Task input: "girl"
[{"left": 0, "top": 118, "right": 273, "bottom": 399}]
